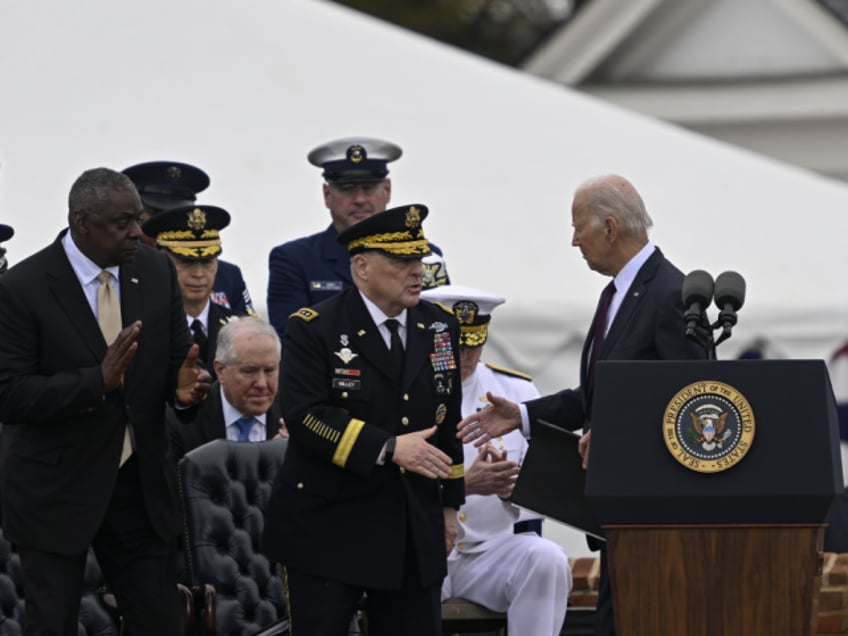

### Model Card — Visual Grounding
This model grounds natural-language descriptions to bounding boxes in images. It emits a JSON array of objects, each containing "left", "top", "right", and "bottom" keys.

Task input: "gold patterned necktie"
[
  {"left": 96, "top": 271, "right": 133, "bottom": 466},
  {"left": 96, "top": 271, "right": 121, "bottom": 344}
]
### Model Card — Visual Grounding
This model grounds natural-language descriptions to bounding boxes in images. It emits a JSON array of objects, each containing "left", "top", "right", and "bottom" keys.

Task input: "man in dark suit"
[
  {"left": 0, "top": 167, "right": 210, "bottom": 634},
  {"left": 143, "top": 204, "right": 238, "bottom": 379},
  {"left": 263, "top": 204, "right": 465, "bottom": 636},
  {"left": 123, "top": 160, "right": 255, "bottom": 314},
  {"left": 457, "top": 174, "right": 706, "bottom": 636},
  {"left": 169, "top": 316, "right": 286, "bottom": 459},
  {"left": 266, "top": 137, "right": 449, "bottom": 343}
]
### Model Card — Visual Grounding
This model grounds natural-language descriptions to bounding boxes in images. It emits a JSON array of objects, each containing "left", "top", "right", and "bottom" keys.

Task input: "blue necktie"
[{"left": 235, "top": 417, "right": 255, "bottom": 442}]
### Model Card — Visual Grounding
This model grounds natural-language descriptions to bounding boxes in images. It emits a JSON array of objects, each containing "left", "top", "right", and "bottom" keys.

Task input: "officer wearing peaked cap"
[
  {"left": 421, "top": 284, "right": 571, "bottom": 636},
  {"left": 122, "top": 160, "right": 255, "bottom": 315},
  {"left": 263, "top": 203, "right": 464, "bottom": 636},
  {"left": 267, "top": 137, "right": 450, "bottom": 345},
  {"left": 122, "top": 161, "right": 210, "bottom": 217},
  {"left": 143, "top": 205, "right": 237, "bottom": 379},
  {"left": 0, "top": 223, "right": 14, "bottom": 275}
]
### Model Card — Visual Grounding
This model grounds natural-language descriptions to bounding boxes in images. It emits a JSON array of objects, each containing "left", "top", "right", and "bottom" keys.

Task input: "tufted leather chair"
[
  {"left": 0, "top": 528, "right": 120, "bottom": 635},
  {"left": 178, "top": 439, "right": 289, "bottom": 635}
]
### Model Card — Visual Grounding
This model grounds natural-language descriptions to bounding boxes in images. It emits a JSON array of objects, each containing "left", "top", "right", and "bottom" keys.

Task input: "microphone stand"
[{"left": 686, "top": 322, "right": 716, "bottom": 360}]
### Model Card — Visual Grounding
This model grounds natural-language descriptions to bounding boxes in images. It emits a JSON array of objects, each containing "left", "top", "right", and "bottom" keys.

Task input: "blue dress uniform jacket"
[
  {"left": 263, "top": 288, "right": 465, "bottom": 590},
  {"left": 212, "top": 259, "right": 254, "bottom": 314},
  {"left": 267, "top": 225, "right": 350, "bottom": 341}
]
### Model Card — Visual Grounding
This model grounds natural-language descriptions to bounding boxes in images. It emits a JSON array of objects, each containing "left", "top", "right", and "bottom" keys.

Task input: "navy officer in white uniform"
[{"left": 421, "top": 284, "right": 572, "bottom": 636}]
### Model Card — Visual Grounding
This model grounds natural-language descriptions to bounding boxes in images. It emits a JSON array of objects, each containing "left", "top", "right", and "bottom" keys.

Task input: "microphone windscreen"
[
  {"left": 682, "top": 270, "right": 714, "bottom": 307},
  {"left": 714, "top": 271, "right": 746, "bottom": 311}
]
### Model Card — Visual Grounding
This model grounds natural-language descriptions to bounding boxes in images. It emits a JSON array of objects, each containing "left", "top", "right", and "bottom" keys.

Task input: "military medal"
[{"left": 430, "top": 332, "right": 456, "bottom": 371}]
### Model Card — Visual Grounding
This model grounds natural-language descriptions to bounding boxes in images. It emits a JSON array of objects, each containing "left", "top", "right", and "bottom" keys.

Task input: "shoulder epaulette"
[
  {"left": 291, "top": 307, "right": 319, "bottom": 321},
  {"left": 486, "top": 362, "right": 532, "bottom": 381},
  {"left": 433, "top": 301, "right": 454, "bottom": 316}
]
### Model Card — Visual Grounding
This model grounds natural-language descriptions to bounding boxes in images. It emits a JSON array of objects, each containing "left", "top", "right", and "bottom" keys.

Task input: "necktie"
[
  {"left": 385, "top": 319, "right": 405, "bottom": 376},
  {"left": 96, "top": 271, "right": 121, "bottom": 344},
  {"left": 235, "top": 417, "right": 255, "bottom": 442},
  {"left": 190, "top": 319, "right": 209, "bottom": 363},
  {"left": 96, "top": 271, "right": 133, "bottom": 467},
  {"left": 587, "top": 280, "right": 616, "bottom": 390}
]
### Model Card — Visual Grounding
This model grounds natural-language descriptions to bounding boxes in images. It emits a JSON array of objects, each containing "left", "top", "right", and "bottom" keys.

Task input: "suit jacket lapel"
[
  {"left": 118, "top": 258, "right": 146, "bottom": 389},
  {"left": 203, "top": 385, "right": 227, "bottom": 442},
  {"left": 265, "top": 396, "right": 283, "bottom": 439},
  {"left": 601, "top": 248, "right": 663, "bottom": 357},
  {"left": 46, "top": 237, "right": 105, "bottom": 361}
]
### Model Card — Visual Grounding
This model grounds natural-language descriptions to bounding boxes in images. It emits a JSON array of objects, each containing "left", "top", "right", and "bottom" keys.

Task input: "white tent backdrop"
[{"left": 3, "top": 0, "right": 848, "bottom": 555}]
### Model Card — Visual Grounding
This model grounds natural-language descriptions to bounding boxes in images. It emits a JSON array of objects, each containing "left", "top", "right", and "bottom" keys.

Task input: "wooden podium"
[{"left": 587, "top": 360, "right": 842, "bottom": 636}]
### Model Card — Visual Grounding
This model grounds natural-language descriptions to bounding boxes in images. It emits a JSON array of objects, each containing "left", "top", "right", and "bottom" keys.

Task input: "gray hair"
[
  {"left": 68, "top": 168, "right": 137, "bottom": 217},
  {"left": 575, "top": 174, "right": 653, "bottom": 238},
  {"left": 215, "top": 316, "right": 281, "bottom": 365}
]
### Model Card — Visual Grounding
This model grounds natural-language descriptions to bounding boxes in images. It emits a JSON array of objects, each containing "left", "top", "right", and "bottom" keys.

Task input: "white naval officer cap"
[
  {"left": 420, "top": 284, "right": 505, "bottom": 348},
  {"left": 307, "top": 136, "right": 403, "bottom": 184}
]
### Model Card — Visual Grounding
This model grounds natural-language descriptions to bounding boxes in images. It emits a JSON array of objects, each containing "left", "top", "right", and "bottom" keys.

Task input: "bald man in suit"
[
  {"left": 457, "top": 174, "right": 706, "bottom": 636},
  {"left": 0, "top": 167, "right": 210, "bottom": 635}
]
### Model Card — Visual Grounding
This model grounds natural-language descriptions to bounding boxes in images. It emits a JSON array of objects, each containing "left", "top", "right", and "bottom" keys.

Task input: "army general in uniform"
[{"left": 263, "top": 204, "right": 465, "bottom": 636}]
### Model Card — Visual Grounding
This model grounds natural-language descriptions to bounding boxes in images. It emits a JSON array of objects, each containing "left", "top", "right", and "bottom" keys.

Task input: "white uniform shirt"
[{"left": 456, "top": 362, "right": 540, "bottom": 554}]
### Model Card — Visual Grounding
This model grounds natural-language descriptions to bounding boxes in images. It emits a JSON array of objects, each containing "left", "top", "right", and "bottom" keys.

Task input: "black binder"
[{"left": 511, "top": 419, "right": 604, "bottom": 540}]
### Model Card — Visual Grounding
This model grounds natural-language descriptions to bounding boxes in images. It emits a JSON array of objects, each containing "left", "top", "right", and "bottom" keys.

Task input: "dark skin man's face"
[{"left": 71, "top": 188, "right": 144, "bottom": 268}]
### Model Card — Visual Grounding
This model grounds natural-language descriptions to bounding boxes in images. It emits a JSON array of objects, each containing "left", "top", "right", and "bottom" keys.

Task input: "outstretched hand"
[
  {"left": 101, "top": 321, "right": 141, "bottom": 392},
  {"left": 393, "top": 425, "right": 452, "bottom": 479},
  {"left": 176, "top": 344, "right": 212, "bottom": 406},
  {"left": 456, "top": 392, "right": 522, "bottom": 447}
]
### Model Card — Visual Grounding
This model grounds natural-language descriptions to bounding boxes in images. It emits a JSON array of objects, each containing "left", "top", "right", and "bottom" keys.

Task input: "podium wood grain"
[{"left": 606, "top": 524, "right": 825, "bottom": 636}]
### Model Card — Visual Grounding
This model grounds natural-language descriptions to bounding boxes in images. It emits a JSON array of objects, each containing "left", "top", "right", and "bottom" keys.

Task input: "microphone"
[
  {"left": 713, "top": 271, "right": 746, "bottom": 344},
  {"left": 681, "top": 270, "right": 714, "bottom": 336}
]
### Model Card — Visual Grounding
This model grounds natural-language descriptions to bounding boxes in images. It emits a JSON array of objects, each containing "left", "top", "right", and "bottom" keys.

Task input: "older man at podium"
[{"left": 457, "top": 174, "right": 705, "bottom": 636}]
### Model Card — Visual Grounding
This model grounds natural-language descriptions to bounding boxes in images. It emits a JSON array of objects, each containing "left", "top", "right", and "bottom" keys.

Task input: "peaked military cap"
[
  {"left": 122, "top": 161, "right": 210, "bottom": 212},
  {"left": 421, "top": 284, "right": 505, "bottom": 347},
  {"left": 338, "top": 204, "right": 432, "bottom": 260},
  {"left": 421, "top": 249, "right": 450, "bottom": 290},
  {"left": 142, "top": 204, "right": 230, "bottom": 260},
  {"left": 308, "top": 137, "right": 402, "bottom": 184}
]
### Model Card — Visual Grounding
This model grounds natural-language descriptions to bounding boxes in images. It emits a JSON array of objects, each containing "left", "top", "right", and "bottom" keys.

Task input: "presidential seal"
[{"left": 663, "top": 381, "right": 755, "bottom": 474}]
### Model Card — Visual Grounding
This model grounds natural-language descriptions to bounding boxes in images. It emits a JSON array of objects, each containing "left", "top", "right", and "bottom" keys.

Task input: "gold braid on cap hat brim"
[
  {"left": 157, "top": 237, "right": 222, "bottom": 259},
  {"left": 459, "top": 324, "right": 489, "bottom": 348},
  {"left": 347, "top": 230, "right": 430, "bottom": 257}
]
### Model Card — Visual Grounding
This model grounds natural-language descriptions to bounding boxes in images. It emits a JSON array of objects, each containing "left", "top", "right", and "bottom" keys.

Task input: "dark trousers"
[
  {"left": 284, "top": 525, "right": 440, "bottom": 636},
  {"left": 284, "top": 566, "right": 441, "bottom": 636},
  {"left": 18, "top": 456, "right": 183, "bottom": 636}
]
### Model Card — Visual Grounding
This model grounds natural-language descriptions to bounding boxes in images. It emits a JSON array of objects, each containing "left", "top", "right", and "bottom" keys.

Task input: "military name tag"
[
  {"left": 332, "top": 378, "right": 361, "bottom": 390},
  {"left": 310, "top": 280, "right": 343, "bottom": 291}
]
